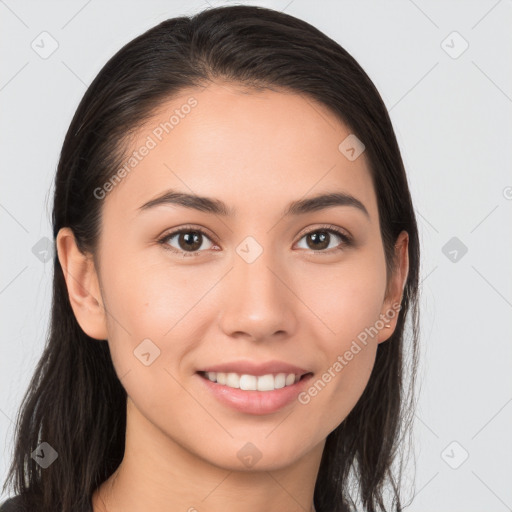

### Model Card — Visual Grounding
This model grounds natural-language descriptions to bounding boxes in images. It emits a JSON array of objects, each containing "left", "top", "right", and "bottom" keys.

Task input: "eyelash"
[{"left": 157, "top": 224, "right": 353, "bottom": 257}]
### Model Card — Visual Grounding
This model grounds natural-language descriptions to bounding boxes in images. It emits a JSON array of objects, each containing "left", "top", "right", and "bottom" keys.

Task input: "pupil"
[
  {"left": 181, "top": 232, "right": 201, "bottom": 251},
  {"left": 309, "top": 231, "right": 328, "bottom": 250}
]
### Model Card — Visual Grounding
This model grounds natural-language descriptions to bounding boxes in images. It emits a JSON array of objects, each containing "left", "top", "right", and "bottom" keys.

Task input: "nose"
[{"left": 218, "top": 245, "right": 298, "bottom": 343}]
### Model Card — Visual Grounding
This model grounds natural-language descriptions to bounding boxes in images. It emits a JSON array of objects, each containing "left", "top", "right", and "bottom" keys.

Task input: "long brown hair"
[{"left": 2, "top": 5, "right": 420, "bottom": 511}]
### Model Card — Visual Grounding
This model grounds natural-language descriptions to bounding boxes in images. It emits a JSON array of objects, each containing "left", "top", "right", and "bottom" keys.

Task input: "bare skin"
[{"left": 57, "top": 81, "right": 409, "bottom": 512}]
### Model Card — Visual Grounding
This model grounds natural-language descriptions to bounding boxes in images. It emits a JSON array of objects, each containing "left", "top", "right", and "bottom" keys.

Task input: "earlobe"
[
  {"left": 56, "top": 227, "right": 108, "bottom": 340},
  {"left": 377, "top": 230, "right": 409, "bottom": 344}
]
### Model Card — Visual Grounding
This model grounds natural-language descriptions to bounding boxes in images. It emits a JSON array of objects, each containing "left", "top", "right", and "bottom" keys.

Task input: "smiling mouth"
[{"left": 197, "top": 370, "right": 313, "bottom": 392}]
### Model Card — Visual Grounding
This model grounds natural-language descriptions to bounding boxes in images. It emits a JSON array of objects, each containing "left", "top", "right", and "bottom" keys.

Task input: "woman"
[{"left": 1, "top": 5, "right": 420, "bottom": 512}]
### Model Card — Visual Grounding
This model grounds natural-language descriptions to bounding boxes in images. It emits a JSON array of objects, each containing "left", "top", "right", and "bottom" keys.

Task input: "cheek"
[
  {"left": 303, "top": 248, "right": 387, "bottom": 341},
  {"left": 293, "top": 249, "right": 386, "bottom": 428},
  {"left": 101, "top": 247, "right": 202, "bottom": 335},
  {"left": 297, "top": 291, "right": 381, "bottom": 438},
  {"left": 298, "top": 344, "right": 377, "bottom": 440},
  {"left": 98, "top": 247, "right": 217, "bottom": 383},
  {"left": 98, "top": 255, "right": 198, "bottom": 420}
]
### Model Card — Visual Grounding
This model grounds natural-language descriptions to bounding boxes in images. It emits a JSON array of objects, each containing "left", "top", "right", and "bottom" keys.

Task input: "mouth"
[
  {"left": 195, "top": 370, "right": 314, "bottom": 415},
  {"left": 197, "top": 370, "right": 313, "bottom": 392}
]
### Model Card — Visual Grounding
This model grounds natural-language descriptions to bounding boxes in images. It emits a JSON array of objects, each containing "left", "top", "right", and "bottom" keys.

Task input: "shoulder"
[{"left": 0, "top": 495, "right": 27, "bottom": 512}]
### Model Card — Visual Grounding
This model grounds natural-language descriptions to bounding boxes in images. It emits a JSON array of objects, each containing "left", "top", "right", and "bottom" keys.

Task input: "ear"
[
  {"left": 56, "top": 227, "right": 108, "bottom": 340},
  {"left": 376, "top": 230, "right": 409, "bottom": 344}
]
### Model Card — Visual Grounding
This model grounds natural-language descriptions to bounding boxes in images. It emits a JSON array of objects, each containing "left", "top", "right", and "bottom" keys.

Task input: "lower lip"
[{"left": 197, "top": 372, "right": 314, "bottom": 415}]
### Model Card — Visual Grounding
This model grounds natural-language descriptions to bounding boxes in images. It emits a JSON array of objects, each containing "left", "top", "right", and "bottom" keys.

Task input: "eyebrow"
[{"left": 138, "top": 189, "right": 370, "bottom": 218}]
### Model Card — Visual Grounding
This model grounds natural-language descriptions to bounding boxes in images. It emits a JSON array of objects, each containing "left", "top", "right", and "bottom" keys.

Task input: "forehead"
[{"left": 102, "top": 82, "right": 377, "bottom": 221}]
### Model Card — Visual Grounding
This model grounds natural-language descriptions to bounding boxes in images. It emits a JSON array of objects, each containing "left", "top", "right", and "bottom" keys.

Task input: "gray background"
[{"left": 1, "top": 1, "right": 511, "bottom": 510}]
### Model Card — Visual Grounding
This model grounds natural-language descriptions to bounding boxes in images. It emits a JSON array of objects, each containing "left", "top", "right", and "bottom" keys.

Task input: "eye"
[
  {"left": 158, "top": 224, "right": 352, "bottom": 257},
  {"left": 158, "top": 225, "right": 218, "bottom": 256},
  {"left": 295, "top": 225, "right": 352, "bottom": 253}
]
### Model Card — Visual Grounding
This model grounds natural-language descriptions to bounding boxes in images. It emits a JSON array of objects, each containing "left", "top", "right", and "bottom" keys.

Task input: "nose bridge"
[
  {"left": 218, "top": 236, "right": 295, "bottom": 339},
  {"left": 239, "top": 242, "right": 281, "bottom": 301}
]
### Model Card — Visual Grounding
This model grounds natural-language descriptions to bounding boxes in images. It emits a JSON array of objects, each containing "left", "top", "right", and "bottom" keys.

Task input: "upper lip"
[{"left": 198, "top": 360, "right": 311, "bottom": 377}]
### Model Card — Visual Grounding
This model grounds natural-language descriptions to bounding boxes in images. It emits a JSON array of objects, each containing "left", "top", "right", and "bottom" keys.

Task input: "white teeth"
[
  {"left": 204, "top": 371, "right": 301, "bottom": 391},
  {"left": 274, "top": 373, "right": 286, "bottom": 389},
  {"left": 257, "top": 374, "right": 274, "bottom": 391},
  {"left": 226, "top": 372, "right": 240, "bottom": 388},
  {"left": 285, "top": 373, "right": 295, "bottom": 386},
  {"left": 240, "top": 374, "right": 257, "bottom": 390}
]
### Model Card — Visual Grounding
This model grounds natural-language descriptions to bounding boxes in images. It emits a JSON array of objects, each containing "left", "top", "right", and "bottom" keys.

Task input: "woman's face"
[{"left": 73, "top": 82, "right": 407, "bottom": 471}]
